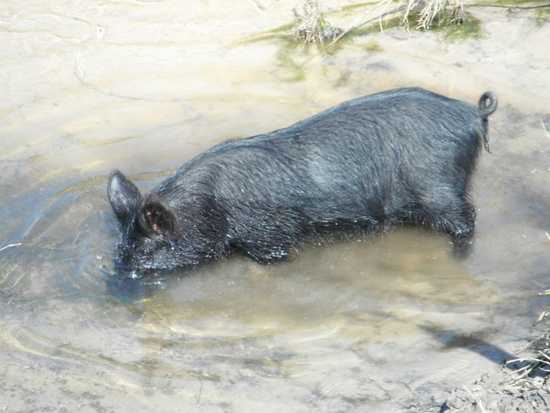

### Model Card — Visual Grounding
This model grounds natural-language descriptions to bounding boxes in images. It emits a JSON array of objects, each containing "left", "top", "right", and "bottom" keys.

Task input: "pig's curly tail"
[
  {"left": 478, "top": 91, "right": 497, "bottom": 153},
  {"left": 478, "top": 91, "right": 498, "bottom": 118}
]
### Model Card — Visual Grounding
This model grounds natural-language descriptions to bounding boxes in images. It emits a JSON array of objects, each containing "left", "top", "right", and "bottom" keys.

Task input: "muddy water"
[{"left": 1, "top": 1, "right": 550, "bottom": 412}]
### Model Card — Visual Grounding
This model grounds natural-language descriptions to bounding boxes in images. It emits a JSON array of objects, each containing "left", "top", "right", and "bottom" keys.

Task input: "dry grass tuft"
[
  {"left": 292, "top": 0, "right": 343, "bottom": 43},
  {"left": 292, "top": 0, "right": 473, "bottom": 47},
  {"left": 403, "top": 0, "right": 466, "bottom": 30},
  {"left": 289, "top": 0, "right": 550, "bottom": 47}
]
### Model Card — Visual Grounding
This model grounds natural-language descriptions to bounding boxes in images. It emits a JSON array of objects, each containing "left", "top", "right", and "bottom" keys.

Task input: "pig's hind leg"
[{"left": 418, "top": 190, "right": 476, "bottom": 257}]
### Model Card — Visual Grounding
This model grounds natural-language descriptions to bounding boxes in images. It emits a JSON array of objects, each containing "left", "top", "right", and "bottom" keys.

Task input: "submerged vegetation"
[
  {"left": 364, "top": 40, "right": 383, "bottom": 52},
  {"left": 536, "top": 6, "right": 550, "bottom": 25},
  {"left": 432, "top": 12, "right": 483, "bottom": 40}
]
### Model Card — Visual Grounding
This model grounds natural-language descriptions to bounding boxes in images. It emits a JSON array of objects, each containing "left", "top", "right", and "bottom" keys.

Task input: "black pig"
[{"left": 108, "top": 87, "right": 497, "bottom": 276}]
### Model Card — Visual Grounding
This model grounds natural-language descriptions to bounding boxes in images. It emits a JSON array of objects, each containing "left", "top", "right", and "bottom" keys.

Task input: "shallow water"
[{"left": 1, "top": 1, "right": 550, "bottom": 412}]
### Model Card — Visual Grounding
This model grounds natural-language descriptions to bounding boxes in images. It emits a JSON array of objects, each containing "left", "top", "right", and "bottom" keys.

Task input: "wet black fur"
[{"left": 108, "top": 87, "right": 497, "bottom": 275}]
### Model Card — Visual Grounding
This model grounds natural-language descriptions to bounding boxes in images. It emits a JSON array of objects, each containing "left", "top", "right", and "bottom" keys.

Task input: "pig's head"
[{"left": 107, "top": 170, "right": 194, "bottom": 277}]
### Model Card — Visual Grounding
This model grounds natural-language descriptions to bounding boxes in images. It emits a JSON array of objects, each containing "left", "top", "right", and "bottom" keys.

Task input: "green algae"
[
  {"left": 432, "top": 13, "right": 483, "bottom": 41},
  {"left": 535, "top": 7, "right": 550, "bottom": 25},
  {"left": 364, "top": 40, "right": 383, "bottom": 52}
]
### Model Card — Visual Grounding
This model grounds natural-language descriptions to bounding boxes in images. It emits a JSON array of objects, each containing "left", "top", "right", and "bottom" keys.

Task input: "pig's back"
[{"left": 162, "top": 88, "right": 483, "bottom": 217}]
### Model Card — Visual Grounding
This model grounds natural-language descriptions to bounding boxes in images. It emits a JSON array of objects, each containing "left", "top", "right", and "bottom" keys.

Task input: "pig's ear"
[
  {"left": 107, "top": 170, "right": 142, "bottom": 225},
  {"left": 139, "top": 195, "right": 176, "bottom": 237}
]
